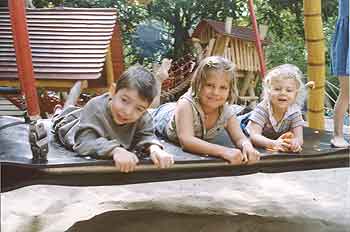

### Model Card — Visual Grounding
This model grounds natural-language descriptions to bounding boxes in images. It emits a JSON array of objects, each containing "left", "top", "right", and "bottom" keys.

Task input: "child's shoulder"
[
  {"left": 253, "top": 100, "right": 269, "bottom": 112},
  {"left": 84, "top": 93, "right": 109, "bottom": 112}
]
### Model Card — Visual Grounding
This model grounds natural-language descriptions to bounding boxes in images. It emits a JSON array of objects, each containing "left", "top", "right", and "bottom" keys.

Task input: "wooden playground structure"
[{"left": 0, "top": 0, "right": 325, "bottom": 129}]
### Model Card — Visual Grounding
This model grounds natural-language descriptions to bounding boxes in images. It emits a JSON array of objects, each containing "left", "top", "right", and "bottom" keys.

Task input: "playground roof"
[
  {"left": 192, "top": 19, "right": 268, "bottom": 43},
  {"left": 0, "top": 7, "right": 124, "bottom": 87}
]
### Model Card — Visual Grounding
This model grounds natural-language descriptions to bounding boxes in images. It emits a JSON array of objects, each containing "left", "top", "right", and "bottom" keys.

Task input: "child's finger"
[
  {"left": 163, "top": 156, "right": 174, "bottom": 168},
  {"left": 281, "top": 142, "right": 291, "bottom": 149},
  {"left": 150, "top": 151, "right": 160, "bottom": 167},
  {"left": 132, "top": 154, "right": 139, "bottom": 164},
  {"left": 241, "top": 151, "right": 248, "bottom": 163},
  {"left": 283, "top": 138, "right": 292, "bottom": 144}
]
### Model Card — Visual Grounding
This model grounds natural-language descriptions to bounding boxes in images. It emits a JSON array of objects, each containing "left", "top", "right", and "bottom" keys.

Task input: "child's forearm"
[
  {"left": 74, "top": 130, "right": 122, "bottom": 158},
  {"left": 236, "top": 137, "right": 253, "bottom": 149},
  {"left": 180, "top": 136, "right": 231, "bottom": 158},
  {"left": 292, "top": 126, "right": 304, "bottom": 146},
  {"left": 250, "top": 133, "right": 275, "bottom": 149}
]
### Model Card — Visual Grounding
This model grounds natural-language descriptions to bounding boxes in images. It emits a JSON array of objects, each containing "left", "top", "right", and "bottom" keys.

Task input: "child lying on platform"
[
  {"left": 151, "top": 56, "right": 260, "bottom": 164},
  {"left": 52, "top": 65, "right": 174, "bottom": 173},
  {"left": 241, "top": 64, "right": 310, "bottom": 153}
]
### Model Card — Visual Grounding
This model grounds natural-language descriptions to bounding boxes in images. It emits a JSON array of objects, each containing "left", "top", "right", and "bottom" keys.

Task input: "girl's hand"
[
  {"left": 242, "top": 142, "right": 260, "bottom": 163},
  {"left": 112, "top": 147, "right": 139, "bottom": 173},
  {"left": 221, "top": 148, "right": 244, "bottom": 165},
  {"left": 150, "top": 145, "right": 174, "bottom": 168}
]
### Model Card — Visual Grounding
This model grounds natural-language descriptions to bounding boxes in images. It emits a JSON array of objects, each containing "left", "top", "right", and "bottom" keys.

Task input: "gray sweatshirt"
[{"left": 53, "top": 93, "right": 161, "bottom": 158}]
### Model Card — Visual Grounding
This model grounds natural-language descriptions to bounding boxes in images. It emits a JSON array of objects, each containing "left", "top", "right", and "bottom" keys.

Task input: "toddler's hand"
[
  {"left": 149, "top": 145, "right": 174, "bottom": 168},
  {"left": 112, "top": 147, "right": 139, "bottom": 173},
  {"left": 277, "top": 132, "right": 302, "bottom": 153},
  {"left": 221, "top": 148, "right": 244, "bottom": 165},
  {"left": 269, "top": 138, "right": 290, "bottom": 152},
  {"left": 242, "top": 142, "right": 260, "bottom": 163},
  {"left": 285, "top": 138, "right": 302, "bottom": 153}
]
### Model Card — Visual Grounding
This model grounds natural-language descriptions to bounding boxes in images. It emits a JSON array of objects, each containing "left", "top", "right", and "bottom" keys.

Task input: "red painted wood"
[
  {"left": 248, "top": 0, "right": 266, "bottom": 78},
  {"left": 8, "top": 0, "right": 40, "bottom": 117}
]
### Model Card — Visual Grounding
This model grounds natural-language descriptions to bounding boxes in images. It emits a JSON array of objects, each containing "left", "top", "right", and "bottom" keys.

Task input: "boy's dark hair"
[{"left": 115, "top": 65, "right": 158, "bottom": 104}]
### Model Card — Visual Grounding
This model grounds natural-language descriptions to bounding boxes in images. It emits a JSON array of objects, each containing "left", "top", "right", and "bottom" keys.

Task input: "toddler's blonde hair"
[
  {"left": 191, "top": 56, "right": 237, "bottom": 104},
  {"left": 263, "top": 64, "right": 306, "bottom": 106}
]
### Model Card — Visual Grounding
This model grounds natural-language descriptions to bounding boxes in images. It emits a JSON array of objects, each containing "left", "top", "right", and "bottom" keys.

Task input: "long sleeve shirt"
[{"left": 53, "top": 93, "right": 161, "bottom": 158}]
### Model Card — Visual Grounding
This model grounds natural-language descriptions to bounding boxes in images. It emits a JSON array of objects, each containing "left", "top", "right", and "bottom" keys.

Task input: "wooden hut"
[
  {"left": 0, "top": 7, "right": 124, "bottom": 92},
  {"left": 192, "top": 19, "right": 269, "bottom": 105}
]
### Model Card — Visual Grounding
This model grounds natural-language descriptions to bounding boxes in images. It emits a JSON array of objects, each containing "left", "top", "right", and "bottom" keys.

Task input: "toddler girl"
[{"left": 242, "top": 64, "right": 306, "bottom": 152}]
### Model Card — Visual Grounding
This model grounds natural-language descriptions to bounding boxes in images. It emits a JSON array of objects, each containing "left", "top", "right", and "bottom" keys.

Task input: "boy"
[{"left": 53, "top": 65, "right": 174, "bottom": 172}]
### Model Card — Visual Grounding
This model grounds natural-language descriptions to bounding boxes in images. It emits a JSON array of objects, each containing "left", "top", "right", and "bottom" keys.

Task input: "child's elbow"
[{"left": 178, "top": 136, "right": 192, "bottom": 151}]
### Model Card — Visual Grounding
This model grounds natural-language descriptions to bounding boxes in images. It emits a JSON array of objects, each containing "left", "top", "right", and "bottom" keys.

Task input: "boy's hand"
[
  {"left": 221, "top": 148, "right": 244, "bottom": 165},
  {"left": 112, "top": 147, "right": 139, "bottom": 173},
  {"left": 242, "top": 142, "right": 260, "bottom": 163},
  {"left": 149, "top": 145, "right": 174, "bottom": 168}
]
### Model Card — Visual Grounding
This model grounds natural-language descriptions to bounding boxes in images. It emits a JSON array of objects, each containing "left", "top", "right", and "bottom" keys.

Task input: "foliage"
[
  {"left": 31, "top": 0, "right": 338, "bottom": 77},
  {"left": 146, "top": 0, "right": 247, "bottom": 59}
]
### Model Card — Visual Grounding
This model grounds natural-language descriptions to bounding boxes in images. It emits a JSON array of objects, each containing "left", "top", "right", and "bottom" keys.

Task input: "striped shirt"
[{"left": 246, "top": 100, "right": 304, "bottom": 139}]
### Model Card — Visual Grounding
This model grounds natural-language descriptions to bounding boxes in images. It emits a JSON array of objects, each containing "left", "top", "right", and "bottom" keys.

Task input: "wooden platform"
[
  {"left": 1, "top": 116, "right": 349, "bottom": 192},
  {"left": 0, "top": 97, "right": 25, "bottom": 117}
]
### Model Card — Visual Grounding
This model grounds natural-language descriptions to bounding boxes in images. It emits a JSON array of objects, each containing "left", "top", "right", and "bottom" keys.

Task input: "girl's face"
[
  {"left": 269, "top": 78, "right": 298, "bottom": 110},
  {"left": 109, "top": 87, "right": 150, "bottom": 125},
  {"left": 199, "top": 70, "right": 230, "bottom": 110}
]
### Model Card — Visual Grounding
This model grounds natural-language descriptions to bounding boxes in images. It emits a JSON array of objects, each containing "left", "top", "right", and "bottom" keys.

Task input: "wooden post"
[
  {"left": 105, "top": 46, "right": 115, "bottom": 88},
  {"left": 304, "top": 0, "right": 325, "bottom": 129},
  {"left": 248, "top": 0, "right": 266, "bottom": 78}
]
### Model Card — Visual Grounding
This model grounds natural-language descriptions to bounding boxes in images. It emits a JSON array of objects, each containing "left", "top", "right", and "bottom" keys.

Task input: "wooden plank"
[
  {"left": 0, "top": 57, "right": 105, "bottom": 63},
  {"left": 0, "top": 104, "right": 19, "bottom": 110},
  {"left": 0, "top": 62, "right": 103, "bottom": 68},
  {"left": 0, "top": 72, "right": 101, "bottom": 80},
  {"left": 0, "top": 39, "right": 110, "bottom": 45},
  {"left": 0, "top": 67, "right": 103, "bottom": 73},
  {"left": 0, "top": 111, "right": 25, "bottom": 116}
]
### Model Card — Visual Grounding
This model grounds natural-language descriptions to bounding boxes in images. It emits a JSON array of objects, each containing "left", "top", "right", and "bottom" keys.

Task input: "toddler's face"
[
  {"left": 109, "top": 88, "right": 150, "bottom": 125},
  {"left": 269, "top": 78, "right": 298, "bottom": 110},
  {"left": 199, "top": 70, "right": 230, "bottom": 110}
]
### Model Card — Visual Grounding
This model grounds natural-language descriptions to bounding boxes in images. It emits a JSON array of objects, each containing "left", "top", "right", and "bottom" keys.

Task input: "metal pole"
[
  {"left": 248, "top": 0, "right": 266, "bottom": 78},
  {"left": 8, "top": 0, "right": 40, "bottom": 119}
]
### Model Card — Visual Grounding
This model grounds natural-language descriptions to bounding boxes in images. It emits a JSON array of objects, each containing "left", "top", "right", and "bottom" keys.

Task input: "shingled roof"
[
  {"left": 0, "top": 7, "right": 124, "bottom": 89},
  {"left": 192, "top": 19, "right": 268, "bottom": 43}
]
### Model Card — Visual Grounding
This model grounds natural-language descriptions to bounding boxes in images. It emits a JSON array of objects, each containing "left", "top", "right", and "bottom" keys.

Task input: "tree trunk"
[
  {"left": 304, "top": 0, "right": 325, "bottom": 129},
  {"left": 173, "top": 20, "right": 186, "bottom": 59},
  {"left": 25, "top": 0, "right": 35, "bottom": 8}
]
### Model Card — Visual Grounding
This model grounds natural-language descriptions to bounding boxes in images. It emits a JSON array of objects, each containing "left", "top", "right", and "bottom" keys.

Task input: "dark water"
[{"left": 66, "top": 210, "right": 347, "bottom": 232}]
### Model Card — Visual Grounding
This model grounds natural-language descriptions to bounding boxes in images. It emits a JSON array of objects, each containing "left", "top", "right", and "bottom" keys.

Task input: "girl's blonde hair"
[
  {"left": 263, "top": 64, "right": 306, "bottom": 106},
  {"left": 191, "top": 56, "right": 237, "bottom": 104}
]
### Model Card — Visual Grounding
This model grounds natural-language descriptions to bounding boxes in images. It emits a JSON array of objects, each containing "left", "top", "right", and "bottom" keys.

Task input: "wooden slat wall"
[{"left": 0, "top": 7, "right": 117, "bottom": 81}]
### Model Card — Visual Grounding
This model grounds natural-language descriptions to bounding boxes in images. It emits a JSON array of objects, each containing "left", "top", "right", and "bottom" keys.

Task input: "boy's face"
[
  {"left": 109, "top": 87, "right": 150, "bottom": 125},
  {"left": 269, "top": 78, "right": 298, "bottom": 110}
]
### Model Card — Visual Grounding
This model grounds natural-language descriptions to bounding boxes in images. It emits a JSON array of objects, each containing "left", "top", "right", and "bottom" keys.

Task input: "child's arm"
[
  {"left": 174, "top": 100, "right": 244, "bottom": 164},
  {"left": 74, "top": 130, "right": 140, "bottom": 172},
  {"left": 133, "top": 113, "right": 174, "bottom": 168},
  {"left": 289, "top": 126, "right": 303, "bottom": 152},
  {"left": 149, "top": 144, "right": 174, "bottom": 168},
  {"left": 226, "top": 116, "right": 260, "bottom": 163},
  {"left": 247, "top": 121, "right": 289, "bottom": 151}
]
